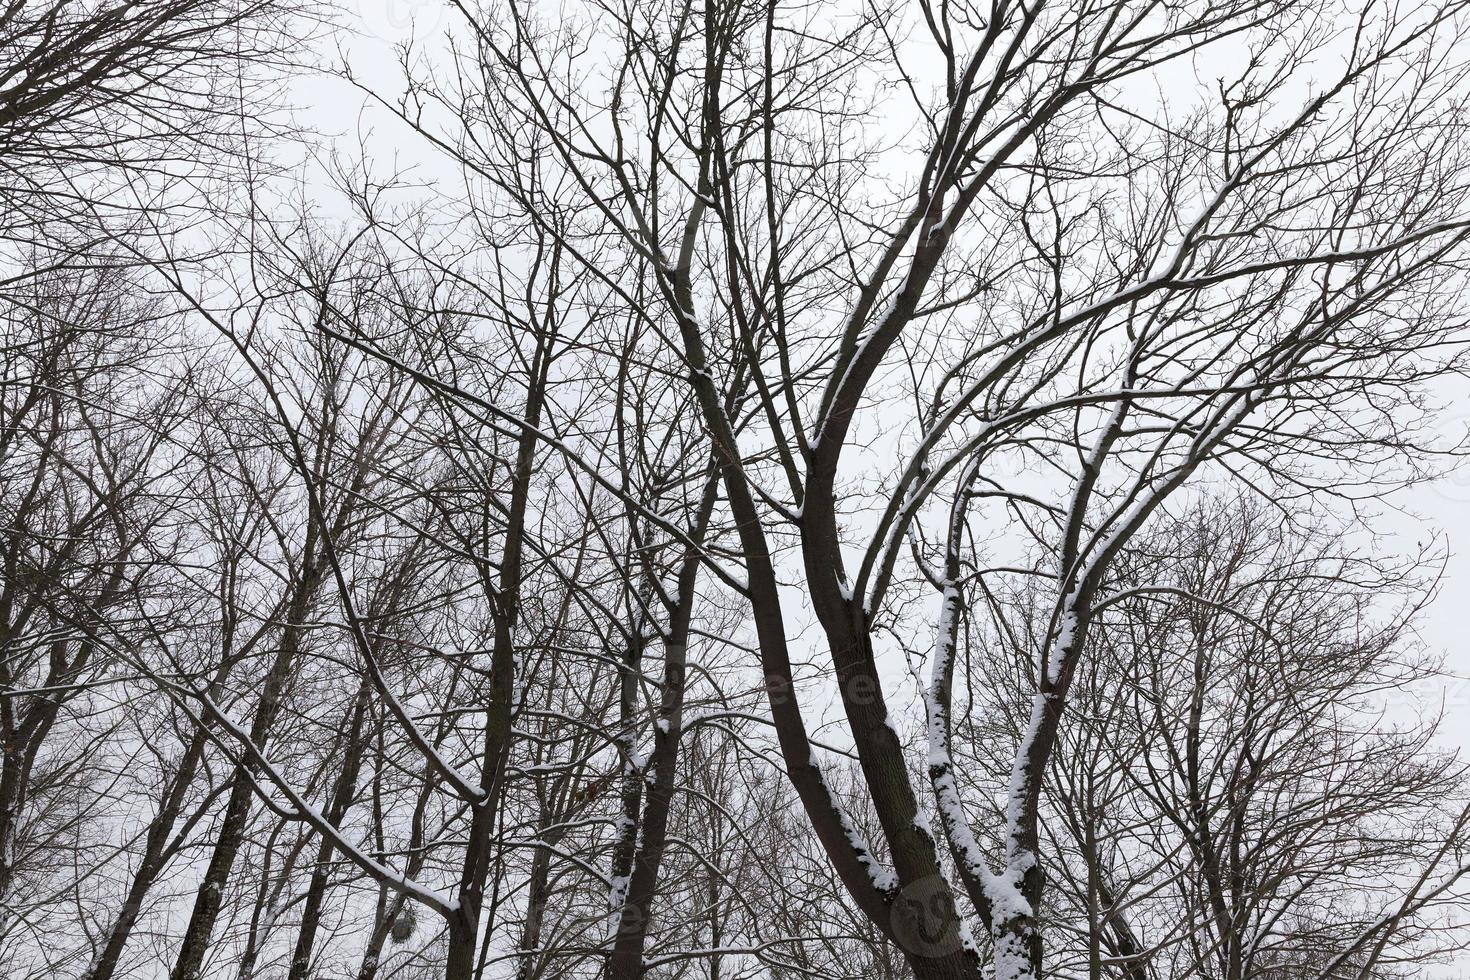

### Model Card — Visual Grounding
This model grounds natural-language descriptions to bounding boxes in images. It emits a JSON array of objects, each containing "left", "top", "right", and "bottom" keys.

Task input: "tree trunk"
[{"left": 287, "top": 680, "right": 372, "bottom": 980}]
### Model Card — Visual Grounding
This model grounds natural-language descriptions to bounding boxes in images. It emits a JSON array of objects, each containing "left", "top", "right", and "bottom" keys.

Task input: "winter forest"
[{"left": 8, "top": 0, "right": 1470, "bottom": 978}]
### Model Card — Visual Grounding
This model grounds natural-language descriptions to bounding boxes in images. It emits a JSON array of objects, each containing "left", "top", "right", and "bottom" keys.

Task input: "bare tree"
[
  {"left": 0, "top": 0, "right": 303, "bottom": 285},
  {"left": 355, "top": 0, "right": 1470, "bottom": 977},
  {"left": 6, "top": 0, "right": 1470, "bottom": 979},
  {"left": 0, "top": 264, "right": 199, "bottom": 979},
  {"left": 960, "top": 497, "right": 1470, "bottom": 979}
]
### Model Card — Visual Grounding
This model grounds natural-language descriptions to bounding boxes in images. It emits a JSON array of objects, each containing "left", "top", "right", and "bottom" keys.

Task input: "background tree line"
[{"left": 3, "top": 0, "right": 1470, "bottom": 978}]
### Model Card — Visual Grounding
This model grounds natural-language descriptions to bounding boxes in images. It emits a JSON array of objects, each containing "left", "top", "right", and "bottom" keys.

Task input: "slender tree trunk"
[
  {"left": 87, "top": 730, "right": 210, "bottom": 980},
  {"left": 448, "top": 308, "right": 555, "bottom": 978},
  {"left": 605, "top": 470, "right": 718, "bottom": 980},
  {"left": 235, "top": 823, "right": 310, "bottom": 980},
  {"left": 287, "top": 679, "right": 373, "bottom": 980},
  {"left": 171, "top": 552, "right": 326, "bottom": 980},
  {"left": 514, "top": 822, "right": 556, "bottom": 980}
]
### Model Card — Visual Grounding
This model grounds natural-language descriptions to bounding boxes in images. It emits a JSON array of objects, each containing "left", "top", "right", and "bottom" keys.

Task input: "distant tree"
[
  {"left": 0, "top": 265, "right": 194, "bottom": 978},
  {"left": 0, "top": 0, "right": 302, "bottom": 281},
  {"left": 966, "top": 498, "right": 1470, "bottom": 979}
]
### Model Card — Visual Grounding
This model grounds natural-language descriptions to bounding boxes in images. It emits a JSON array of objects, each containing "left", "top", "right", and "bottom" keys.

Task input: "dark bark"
[
  {"left": 170, "top": 541, "right": 329, "bottom": 980},
  {"left": 286, "top": 678, "right": 373, "bottom": 980},
  {"left": 605, "top": 469, "right": 718, "bottom": 980}
]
